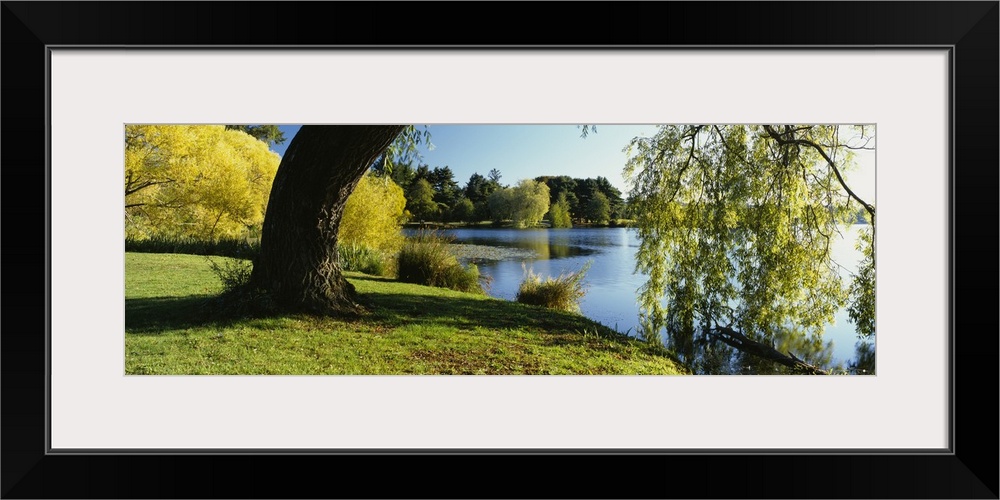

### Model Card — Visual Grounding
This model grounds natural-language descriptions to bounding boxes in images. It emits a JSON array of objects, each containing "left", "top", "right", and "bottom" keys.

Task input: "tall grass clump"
[
  {"left": 338, "top": 243, "right": 391, "bottom": 276},
  {"left": 206, "top": 256, "right": 254, "bottom": 294},
  {"left": 204, "top": 256, "right": 275, "bottom": 317},
  {"left": 516, "top": 261, "right": 592, "bottom": 313},
  {"left": 396, "top": 231, "right": 485, "bottom": 294}
]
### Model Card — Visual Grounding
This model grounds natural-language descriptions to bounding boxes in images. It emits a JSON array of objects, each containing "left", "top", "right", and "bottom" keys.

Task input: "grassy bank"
[{"left": 125, "top": 253, "right": 686, "bottom": 375}]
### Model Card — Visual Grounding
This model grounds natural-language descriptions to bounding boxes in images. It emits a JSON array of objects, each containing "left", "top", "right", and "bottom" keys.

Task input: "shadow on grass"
[
  {"left": 361, "top": 289, "right": 639, "bottom": 345},
  {"left": 127, "top": 276, "right": 668, "bottom": 356},
  {"left": 351, "top": 274, "right": 397, "bottom": 284},
  {"left": 125, "top": 295, "right": 225, "bottom": 334},
  {"left": 361, "top": 290, "right": 685, "bottom": 365},
  {"left": 126, "top": 288, "right": 590, "bottom": 338}
]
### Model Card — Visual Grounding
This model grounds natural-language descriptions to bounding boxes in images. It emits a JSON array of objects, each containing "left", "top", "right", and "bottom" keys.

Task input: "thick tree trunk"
[{"left": 249, "top": 125, "right": 406, "bottom": 315}]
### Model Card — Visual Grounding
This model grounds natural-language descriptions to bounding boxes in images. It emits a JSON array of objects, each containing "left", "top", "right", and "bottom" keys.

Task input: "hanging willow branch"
[{"left": 763, "top": 125, "right": 875, "bottom": 225}]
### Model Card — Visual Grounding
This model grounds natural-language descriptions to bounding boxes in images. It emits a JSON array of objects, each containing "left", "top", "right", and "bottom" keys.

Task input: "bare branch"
[{"left": 125, "top": 179, "right": 175, "bottom": 197}]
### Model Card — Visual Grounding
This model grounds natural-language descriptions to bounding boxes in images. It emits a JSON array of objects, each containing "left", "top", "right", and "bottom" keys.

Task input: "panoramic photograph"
[{"left": 124, "top": 124, "right": 875, "bottom": 375}]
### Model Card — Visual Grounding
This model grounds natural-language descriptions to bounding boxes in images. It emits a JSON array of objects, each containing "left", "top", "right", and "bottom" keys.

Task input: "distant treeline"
[{"left": 379, "top": 160, "right": 627, "bottom": 225}]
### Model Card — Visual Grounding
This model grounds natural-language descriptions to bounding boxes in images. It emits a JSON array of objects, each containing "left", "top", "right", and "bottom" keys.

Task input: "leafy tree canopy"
[
  {"left": 225, "top": 125, "right": 287, "bottom": 147},
  {"left": 535, "top": 175, "right": 623, "bottom": 222},
  {"left": 428, "top": 166, "right": 461, "bottom": 209},
  {"left": 547, "top": 192, "right": 573, "bottom": 228},
  {"left": 125, "top": 125, "right": 281, "bottom": 240},
  {"left": 378, "top": 126, "right": 434, "bottom": 174},
  {"left": 585, "top": 189, "right": 611, "bottom": 225},
  {"left": 406, "top": 178, "right": 439, "bottom": 222},
  {"left": 490, "top": 179, "right": 550, "bottom": 228},
  {"left": 624, "top": 124, "right": 875, "bottom": 373},
  {"left": 339, "top": 173, "right": 407, "bottom": 253},
  {"left": 450, "top": 197, "right": 476, "bottom": 223}
]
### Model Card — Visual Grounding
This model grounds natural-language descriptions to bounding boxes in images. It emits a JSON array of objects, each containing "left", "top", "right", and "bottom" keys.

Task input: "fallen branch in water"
[{"left": 706, "top": 325, "right": 828, "bottom": 375}]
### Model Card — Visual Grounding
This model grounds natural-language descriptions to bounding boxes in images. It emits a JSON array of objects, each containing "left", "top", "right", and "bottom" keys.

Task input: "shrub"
[
  {"left": 515, "top": 261, "right": 592, "bottom": 312},
  {"left": 441, "top": 262, "right": 484, "bottom": 294},
  {"left": 338, "top": 243, "right": 390, "bottom": 276},
  {"left": 396, "top": 231, "right": 485, "bottom": 293},
  {"left": 206, "top": 256, "right": 254, "bottom": 294},
  {"left": 204, "top": 256, "right": 275, "bottom": 317},
  {"left": 339, "top": 173, "right": 406, "bottom": 254}
]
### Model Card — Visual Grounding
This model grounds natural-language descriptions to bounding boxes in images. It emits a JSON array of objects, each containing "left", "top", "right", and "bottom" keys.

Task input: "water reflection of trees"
[
  {"left": 513, "top": 233, "right": 595, "bottom": 261},
  {"left": 521, "top": 233, "right": 550, "bottom": 260},
  {"left": 675, "top": 334, "right": 876, "bottom": 375},
  {"left": 848, "top": 341, "right": 875, "bottom": 375},
  {"left": 445, "top": 229, "right": 874, "bottom": 375},
  {"left": 665, "top": 316, "right": 841, "bottom": 375}
]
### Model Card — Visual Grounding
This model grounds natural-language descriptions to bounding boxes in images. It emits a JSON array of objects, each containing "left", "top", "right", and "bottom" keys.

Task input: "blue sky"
[
  {"left": 272, "top": 125, "right": 875, "bottom": 201},
  {"left": 273, "top": 125, "right": 657, "bottom": 194}
]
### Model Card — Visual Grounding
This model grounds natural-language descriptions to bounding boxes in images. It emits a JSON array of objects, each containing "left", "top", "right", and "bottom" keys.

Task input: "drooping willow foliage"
[{"left": 624, "top": 125, "right": 875, "bottom": 372}]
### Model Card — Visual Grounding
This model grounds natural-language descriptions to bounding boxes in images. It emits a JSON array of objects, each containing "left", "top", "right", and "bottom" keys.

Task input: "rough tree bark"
[{"left": 249, "top": 125, "right": 406, "bottom": 315}]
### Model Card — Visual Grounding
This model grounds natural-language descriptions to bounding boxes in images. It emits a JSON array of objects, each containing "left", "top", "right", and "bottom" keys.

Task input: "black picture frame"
[{"left": 3, "top": 2, "right": 997, "bottom": 498}]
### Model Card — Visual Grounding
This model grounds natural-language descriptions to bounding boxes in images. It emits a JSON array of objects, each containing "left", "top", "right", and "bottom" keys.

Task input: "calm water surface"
[{"left": 417, "top": 227, "right": 870, "bottom": 368}]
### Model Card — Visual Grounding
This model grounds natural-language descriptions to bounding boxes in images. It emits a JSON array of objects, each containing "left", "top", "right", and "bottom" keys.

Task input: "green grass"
[{"left": 125, "top": 253, "right": 687, "bottom": 375}]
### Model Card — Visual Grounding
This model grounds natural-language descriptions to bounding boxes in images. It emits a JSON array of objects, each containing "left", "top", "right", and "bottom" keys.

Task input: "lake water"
[{"left": 417, "top": 226, "right": 870, "bottom": 369}]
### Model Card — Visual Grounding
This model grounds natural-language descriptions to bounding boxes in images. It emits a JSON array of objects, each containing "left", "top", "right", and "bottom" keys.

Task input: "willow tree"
[
  {"left": 125, "top": 125, "right": 281, "bottom": 240},
  {"left": 248, "top": 125, "right": 427, "bottom": 315},
  {"left": 624, "top": 125, "right": 875, "bottom": 374}
]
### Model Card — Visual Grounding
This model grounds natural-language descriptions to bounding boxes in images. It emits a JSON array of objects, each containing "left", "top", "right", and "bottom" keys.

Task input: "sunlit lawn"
[{"left": 125, "top": 253, "right": 687, "bottom": 375}]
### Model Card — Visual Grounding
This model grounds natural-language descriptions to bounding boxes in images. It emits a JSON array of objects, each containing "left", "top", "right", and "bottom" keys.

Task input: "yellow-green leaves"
[
  {"left": 848, "top": 223, "right": 875, "bottom": 339},
  {"left": 488, "top": 179, "right": 550, "bottom": 228},
  {"left": 125, "top": 125, "right": 281, "bottom": 240},
  {"left": 625, "top": 125, "right": 875, "bottom": 364},
  {"left": 339, "top": 173, "right": 407, "bottom": 254},
  {"left": 547, "top": 192, "right": 573, "bottom": 228}
]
